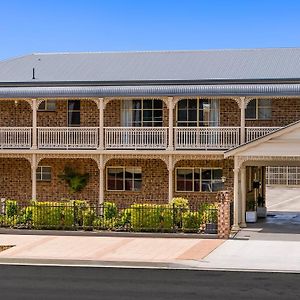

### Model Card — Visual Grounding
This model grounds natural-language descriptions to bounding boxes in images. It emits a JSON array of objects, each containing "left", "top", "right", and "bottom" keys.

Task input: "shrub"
[
  {"left": 5, "top": 200, "right": 18, "bottom": 218},
  {"left": 103, "top": 202, "right": 118, "bottom": 219},
  {"left": 170, "top": 197, "right": 189, "bottom": 228},
  {"left": 31, "top": 202, "right": 74, "bottom": 229},
  {"left": 71, "top": 200, "right": 89, "bottom": 226},
  {"left": 82, "top": 208, "right": 95, "bottom": 230},
  {"left": 170, "top": 197, "right": 189, "bottom": 209},
  {"left": 182, "top": 211, "right": 203, "bottom": 232},
  {"left": 93, "top": 216, "right": 117, "bottom": 230},
  {"left": 15, "top": 206, "right": 33, "bottom": 226},
  {"left": 199, "top": 203, "right": 218, "bottom": 224},
  {"left": 130, "top": 204, "right": 173, "bottom": 231},
  {"left": 118, "top": 208, "right": 132, "bottom": 228}
]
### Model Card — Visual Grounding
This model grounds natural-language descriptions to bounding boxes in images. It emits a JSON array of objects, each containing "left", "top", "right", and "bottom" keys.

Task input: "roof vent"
[{"left": 32, "top": 67, "right": 35, "bottom": 80}]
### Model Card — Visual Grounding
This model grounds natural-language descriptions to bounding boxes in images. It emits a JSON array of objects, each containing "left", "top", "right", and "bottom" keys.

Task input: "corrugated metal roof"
[
  {"left": 1, "top": 48, "right": 300, "bottom": 83},
  {"left": 1, "top": 83, "right": 300, "bottom": 98}
]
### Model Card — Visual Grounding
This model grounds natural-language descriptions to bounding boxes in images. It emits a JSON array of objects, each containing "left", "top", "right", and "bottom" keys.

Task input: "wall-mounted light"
[
  {"left": 221, "top": 176, "right": 226, "bottom": 183},
  {"left": 14, "top": 100, "right": 18, "bottom": 107}
]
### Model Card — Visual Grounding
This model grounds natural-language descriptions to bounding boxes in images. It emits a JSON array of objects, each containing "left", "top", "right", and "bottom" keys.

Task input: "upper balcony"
[
  {"left": 0, "top": 126, "right": 281, "bottom": 151},
  {"left": 0, "top": 97, "right": 290, "bottom": 152}
]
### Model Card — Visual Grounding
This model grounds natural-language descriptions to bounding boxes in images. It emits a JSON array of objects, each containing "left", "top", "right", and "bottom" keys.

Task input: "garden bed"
[{"left": 0, "top": 198, "right": 218, "bottom": 234}]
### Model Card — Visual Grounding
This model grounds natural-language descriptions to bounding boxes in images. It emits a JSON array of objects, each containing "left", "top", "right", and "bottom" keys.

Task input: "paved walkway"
[
  {"left": 0, "top": 230, "right": 299, "bottom": 272},
  {"left": 0, "top": 234, "right": 223, "bottom": 268}
]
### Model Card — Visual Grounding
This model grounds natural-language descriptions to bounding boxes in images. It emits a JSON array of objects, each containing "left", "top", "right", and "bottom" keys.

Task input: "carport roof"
[{"left": 224, "top": 120, "right": 300, "bottom": 158}]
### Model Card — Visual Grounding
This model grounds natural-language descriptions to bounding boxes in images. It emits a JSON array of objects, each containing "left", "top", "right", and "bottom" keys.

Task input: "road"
[{"left": 0, "top": 265, "right": 299, "bottom": 300}]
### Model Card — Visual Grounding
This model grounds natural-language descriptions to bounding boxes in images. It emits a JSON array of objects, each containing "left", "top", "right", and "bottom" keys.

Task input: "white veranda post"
[
  {"left": 98, "top": 154, "right": 104, "bottom": 205},
  {"left": 232, "top": 156, "right": 240, "bottom": 231},
  {"left": 98, "top": 98, "right": 104, "bottom": 150},
  {"left": 31, "top": 154, "right": 37, "bottom": 201},
  {"left": 240, "top": 167, "right": 247, "bottom": 228},
  {"left": 168, "top": 155, "right": 173, "bottom": 203},
  {"left": 168, "top": 97, "right": 174, "bottom": 150},
  {"left": 240, "top": 97, "right": 246, "bottom": 144},
  {"left": 31, "top": 99, "right": 37, "bottom": 149}
]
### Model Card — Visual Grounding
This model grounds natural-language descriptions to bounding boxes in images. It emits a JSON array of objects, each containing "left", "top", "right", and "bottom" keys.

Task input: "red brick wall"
[
  {"left": 0, "top": 101, "right": 32, "bottom": 127},
  {"left": 0, "top": 158, "right": 31, "bottom": 201},
  {"left": 37, "top": 100, "right": 99, "bottom": 127},
  {"left": 36, "top": 158, "right": 99, "bottom": 203},
  {"left": 220, "top": 99, "right": 240, "bottom": 127}
]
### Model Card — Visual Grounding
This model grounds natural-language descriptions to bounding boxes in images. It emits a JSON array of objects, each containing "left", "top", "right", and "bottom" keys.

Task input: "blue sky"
[{"left": 1, "top": 0, "right": 300, "bottom": 60}]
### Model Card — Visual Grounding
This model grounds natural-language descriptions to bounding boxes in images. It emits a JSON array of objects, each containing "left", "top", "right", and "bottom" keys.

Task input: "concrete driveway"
[{"left": 267, "top": 186, "right": 300, "bottom": 211}]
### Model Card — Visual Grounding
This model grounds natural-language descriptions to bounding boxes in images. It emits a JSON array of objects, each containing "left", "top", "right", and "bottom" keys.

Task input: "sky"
[{"left": 1, "top": 0, "right": 300, "bottom": 60}]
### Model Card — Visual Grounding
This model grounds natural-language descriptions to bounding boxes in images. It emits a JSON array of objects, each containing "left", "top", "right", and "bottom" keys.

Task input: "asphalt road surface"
[{"left": 0, "top": 265, "right": 299, "bottom": 300}]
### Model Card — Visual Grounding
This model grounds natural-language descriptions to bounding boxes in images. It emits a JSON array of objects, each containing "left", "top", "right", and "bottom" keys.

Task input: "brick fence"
[{"left": 217, "top": 190, "right": 233, "bottom": 239}]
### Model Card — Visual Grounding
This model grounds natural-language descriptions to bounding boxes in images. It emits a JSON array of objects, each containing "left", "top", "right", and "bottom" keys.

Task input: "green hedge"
[
  {"left": 128, "top": 204, "right": 173, "bottom": 232},
  {"left": 31, "top": 202, "right": 74, "bottom": 228},
  {"left": 0, "top": 199, "right": 218, "bottom": 233}
]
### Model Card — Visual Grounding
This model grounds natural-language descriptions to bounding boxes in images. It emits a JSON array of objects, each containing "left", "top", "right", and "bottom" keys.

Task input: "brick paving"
[{"left": 0, "top": 234, "right": 223, "bottom": 264}]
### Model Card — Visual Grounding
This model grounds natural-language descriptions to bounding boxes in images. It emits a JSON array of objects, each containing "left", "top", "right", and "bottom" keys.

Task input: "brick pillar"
[{"left": 217, "top": 190, "right": 232, "bottom": 239}]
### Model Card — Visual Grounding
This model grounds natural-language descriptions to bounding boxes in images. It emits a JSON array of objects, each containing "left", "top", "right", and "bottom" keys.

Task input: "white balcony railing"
[
  {"left": 246, "top": 127, "right": 281, "bottom": 142},
  {"left": 0, "top": 126, "right": 284, "bottom": 151},
  {"left": 38, "top": 127, "right": 99, "bottom": 149},
  {"left": 0, "top": 127, "right": 32, "bottom": 149},
  {"left": 174, "top": 127, "right": 240, "bottom": 150},
  {"left": 105, "top": 127, "right": 168, "bottom": 149}
]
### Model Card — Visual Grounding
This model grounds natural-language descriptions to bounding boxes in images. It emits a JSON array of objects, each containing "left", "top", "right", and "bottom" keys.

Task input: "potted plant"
[
  {"left": 257, "top": 194, "right": 267, "bottom": 218},
  {"left": 246, "top": 198, "right": 257, "bottom": 223}
]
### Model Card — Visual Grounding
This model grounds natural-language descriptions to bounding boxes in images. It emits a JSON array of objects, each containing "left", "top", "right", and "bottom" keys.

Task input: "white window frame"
[
  {"left": 175, "top": 167, "right": 223, "bottom": 192},
  {"left": 245, "top": 99, "right": 272, "bottom": 120},
  {"left": 106, "top": 166, "right": 142, "bottom": 192},
  {"left": 38, "top": 100, "right": 56, "bottom": 112},
  {"left": 121, "top": 99, "right": 163, "bottom": 127},
  {"left": 36, "top": 166, "right": 52, "bottom": 182},
  {"left": 176, "top": 98, "right": 220, "bottom": 127}
]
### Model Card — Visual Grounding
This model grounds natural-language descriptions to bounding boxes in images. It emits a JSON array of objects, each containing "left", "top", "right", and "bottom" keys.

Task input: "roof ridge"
[{"left": 31, "top": 47, "right": 300, "bottom": 56}]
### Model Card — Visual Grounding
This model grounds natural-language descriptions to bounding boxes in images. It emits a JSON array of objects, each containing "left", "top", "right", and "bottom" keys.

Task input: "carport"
[{"left": 225, "top": 120, "right": 300, "bottom": 231}]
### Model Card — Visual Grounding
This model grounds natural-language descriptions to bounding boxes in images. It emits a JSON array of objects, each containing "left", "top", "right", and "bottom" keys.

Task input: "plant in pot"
[
  {"left": 257, "top": 194, "right": 267, "bottom": 218},
  {"left": 246, "top": 198, "right": 257, "bottom": 223}
]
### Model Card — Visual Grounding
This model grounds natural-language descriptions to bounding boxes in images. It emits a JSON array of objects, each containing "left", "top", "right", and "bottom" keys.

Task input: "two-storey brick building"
[{"left": 2, "top": 48, "right": 300, "bottom": 230}]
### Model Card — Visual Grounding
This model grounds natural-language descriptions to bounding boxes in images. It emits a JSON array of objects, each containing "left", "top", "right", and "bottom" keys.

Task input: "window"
[
  {"left": 36, "top": 166, "right": 52, "bottom": 181},
  {"left": 245, "top": 99, "right": 272, "bottom": 120},
  {"left": 177, "top": 99, "right": 219, "bottom": 127},
  {"left": 121, "top": 99, "right": 163, "bottom": 127},
  {"left": 38, "top": 100, "right": 56, "bottom": 111},
  {"left": 68, "top": 100, "right": 80, "bottom": 127},
  {"left": 176, "top": 168, "right": 223, "bottom": 192},
  {"left": 107, "top": 167, "right": 142, "bottom": 191}
]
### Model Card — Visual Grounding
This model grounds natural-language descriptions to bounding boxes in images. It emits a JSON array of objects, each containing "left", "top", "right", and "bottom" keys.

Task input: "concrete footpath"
[{"left": 0, "top": 230, "right": 300, "bottom": 273}]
